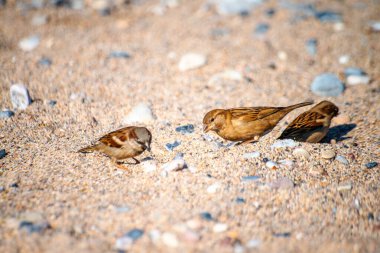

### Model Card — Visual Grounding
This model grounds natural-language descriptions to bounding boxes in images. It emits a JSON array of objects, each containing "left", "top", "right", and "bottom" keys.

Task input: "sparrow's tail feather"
[
  {"left": 285, "top": 101, "right": 313, "bottom": 111},
  {"left": 78, "top": 145, "right": 98, "bottom": 153}
]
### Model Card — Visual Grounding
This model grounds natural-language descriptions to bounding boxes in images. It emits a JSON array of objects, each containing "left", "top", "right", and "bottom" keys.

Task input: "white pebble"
[
  {"left": 277, "top": 51, "right": 287, "bottom": 61},
  {"left": 207, "top": 183, "right": 221, "bottom": 194},
  {"left": 115, "top": 236, "right": 133, "bottom": 251},
  {"left": 321, "top": 149, "right": 336, "bottom": 159},
  {"left": 335, "top": 155, "right": 349, "bottom": 165},
  {"left": 10, "top": 84, "right": 32, "bottom": 110},
  {"left": 369, "top": 21, "right": 380, "bottom": 32},
  {"left": 212, "top": 223, "right": 228, "bottom": 233},
  {"left": 142, "top": 160, "right": 157, "bottom": 173},
  {"left": 162, "top": 232, "right": 179, "bottom": 248},
  {"left": 293, "top": 148, "right": 310, "bottom": 159},
  {"left": 123, "top": 103, "right": 155, "bottom": 124},
  {"left": 337, "top": 181, "right": 352, "bottom": 192},
  {"left": 18, "top": 35, "right": 40, "bottom": 51},
  {"left": 208, "top": 70, "right": 243, "bottom": 85},
  {"left": 333, "top": 22, "right": 345, "bottom": 31},
  {"left": 346, "top": 75, "right": 370, "bottom": 85},
  {"left": 266, "top": 161, "right": 279, "bottom": 169},
  {"left": 271, "top": 139, "right": 298, "bottom": 149},
  {"left": 161, "top": 158, "right": 187, "bottom": 172},
  {"left": 278, "top": 159, "right": 294, "bottom": 168},
  {"left": 338, "top": 55, "right": 350, "bottom": 64},
  {"left": 149, "top": 229, "right": 161, "bottom": 244},
  {"left": 178, "top": 53, "right": 207, "bottom": 71},
  {"left": 246, "top": 239, "right": 261, "bottom": 248},
  {"left": 243, "top": 151, "right": 260, "bottom": 159}
]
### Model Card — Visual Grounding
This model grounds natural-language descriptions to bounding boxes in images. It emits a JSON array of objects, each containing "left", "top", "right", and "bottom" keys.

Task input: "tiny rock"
[
  {"left": 115, "top": 229, "right": 144, "bottom": 251},
  {"left": 123, "top": 103, "right": 155, "bottom": 124},
  {"left": 142, "top": 160, "right": 157, "bottom": 173},
  {"left": 246, "top": 239, "right": 261, "bottom": 249},
  {"left": 347, "top": 75, "right": 370, "bottom": 85},
  {"left": 337, "top": 181, "right": 352, "bottom": 192},
  {"left": 242, "top": 175, "right": 260, "bottom": 182},
  {"left": 243, "top": 151, "right": 260, "bottom": 159},
  {"left": 271, "top": 139, "right": 298, "bottom": 149},
  {"left": 365, "top": 162, "right": 378, "bottom": 169},
  {"left": 162, "top": 157, "right": 187, "bottom": 172},
  {"left": 293, "top": 148, "right": 310, "bottom": 159},
  {"left": 162, "top": 232, "right": 179, "bottom": 248},
  {"left": 321, "top": 149, "right": 336, "bottom": 159},
  {"left": 266, "top": 161, "right": 279, "bottom": 170},
  {"left": 0, "top": 110, "right": 14, "bottom": 119},
  {"left": 212, "top": 0, "right": 263, "bottom": 15},
  {"left": 213, "top": 223, "right": 228, "bottom": 233},
  {"left": 311, "top": 73, "right": 344, "bottom": 97},
  {"left": 10, "top": 84, "right": 32, "bottom": 110},
  {"left": 175, "top": 124, "right": 194, "bottom": 134},
  {"left": 0, "top": 149, "right": 6, "bottom": 159},
  {"left": 208, "top": 70, "right": 243, "bottom": 86},
  {"left": 207, "top": 183, "right": 221, "bottom": 193},
  {"left": 165, "top": 140, "right": 181, "bottom": 151},
  {"left": 335, "top": 155, "right": 349, "bottom": 165},
  {"left": 339, "top": 55, "right": 350, "bottom": 65},
  {"left": 178, "top": 53, "right": 207, "bottom": 71},
  {"left": 18, "top": 35, "right": 40, "bottom": 51}
]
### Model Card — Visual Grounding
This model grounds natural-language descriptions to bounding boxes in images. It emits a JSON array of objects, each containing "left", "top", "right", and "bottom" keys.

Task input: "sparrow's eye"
[{"left": 210, "top": 118, "right": 215, "bottom": 122}]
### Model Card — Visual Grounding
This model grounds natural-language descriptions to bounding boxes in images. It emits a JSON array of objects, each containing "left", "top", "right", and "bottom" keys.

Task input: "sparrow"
[
  {"left": 203, "top": 101, "right": 313, "bottom": 144},
  {"left": 78, "top": 126, "right": 152, "bottom": 170},
  {"left": 278, "top": 100, "right": 339, "bottom": 143}
]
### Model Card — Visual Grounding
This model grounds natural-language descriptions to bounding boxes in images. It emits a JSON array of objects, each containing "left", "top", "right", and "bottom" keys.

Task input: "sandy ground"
[{"left": 0, "top": 0, "right": 379, "bottom": 252}]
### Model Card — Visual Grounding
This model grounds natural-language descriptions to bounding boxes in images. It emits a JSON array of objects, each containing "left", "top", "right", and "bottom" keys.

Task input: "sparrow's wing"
[
  {"left": 98, "top": 127, "right": 135, "bottom": 148},
  {"left": 279, "top": 112, "right": 325, "bottom": 139},
  {"left": 230, "top": 107, "right": 284, "bottom": 122}
]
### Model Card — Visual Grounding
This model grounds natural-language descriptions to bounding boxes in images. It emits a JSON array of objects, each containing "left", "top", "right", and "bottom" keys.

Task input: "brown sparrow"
[
  {"left": 203, "top": 101, "right": 313, "bottom": 144},
  {"left": 278, "top": 100, "right": 339, "bottom": 143},
  {"left": 78, "top": 126, "right": 152, "bottom": 170}
]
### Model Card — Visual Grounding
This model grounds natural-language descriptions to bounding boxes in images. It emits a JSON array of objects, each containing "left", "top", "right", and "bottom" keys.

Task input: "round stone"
[
  {"left": 311, "top": 73, "right": 344, "bottom": 97},
  {"left": 10, "top": 84, "right": 32, "bottom": 110},
  {"left": 293, "top": 148, "right": 310, "bottom": 159},
  {"left": 321, "top": 149, "right": 336, "bottom": 159}
]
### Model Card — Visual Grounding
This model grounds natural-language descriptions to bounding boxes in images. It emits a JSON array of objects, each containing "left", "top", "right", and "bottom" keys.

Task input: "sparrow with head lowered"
[
  {"left": 203, "top": 101, "right": 313, "bottom": 144},
  {"left": 78, "top": 126, "right": 152, "bottom": 170},
  {"left": 278, "top": 100, "right": 339, "bottom": 143}
]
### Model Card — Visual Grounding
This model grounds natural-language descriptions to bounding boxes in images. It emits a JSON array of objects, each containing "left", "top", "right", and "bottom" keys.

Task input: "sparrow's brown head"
[
  {"left": 134, "top": 127, "right": 152, "bottom": 151},
  {"left": 203, "top": 109, "right": 226, "bottom": 133},
  {"left": 317, "top": 100, "right": 339, "bottom": 117}
]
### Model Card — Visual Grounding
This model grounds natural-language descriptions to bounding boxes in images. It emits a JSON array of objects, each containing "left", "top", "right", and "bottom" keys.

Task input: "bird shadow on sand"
[{"left": 322, "top": 124, "right": 356, "bottom": 143}]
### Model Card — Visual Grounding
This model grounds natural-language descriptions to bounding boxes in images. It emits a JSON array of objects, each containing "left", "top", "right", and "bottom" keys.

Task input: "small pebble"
[
  {"left": 311, "top": 73, "right": 344, "bottom": 97},
  {"left": 200, "top": 212, "right": 213, "bottom": 221},
  {"left": 0, "top": 186, "right": 4, "bottom": 193},
  {"left": 337, "top": 181, "right": 352, "bottom": 192},
  {"left": 293, "top": 148, "right": 310, "bottom": 159},
  {"left": 344, "top": 67, "right": 366, "bottom": 77},
  {"left": 305, "top": 38, "right": 317, "bottom": 56},
  {"left": 162, "top": 232, "right": 179, "bottom": 248},
  {"left": 333, "top": 22, "right": 345, "bottom": 31},
  {"left": 368, "top": 213, "right": 375, "bottom": 221},
  {"left": 208, "top": 70, "right": 243, "bottom": 85},
  {"left": 339, "top": 55, "right": 350, "bottom": 64},
  {"left": 213, "top": 223, "right": 228, "bottom": 233},
  {"left": 246, "top": 239, "right": 261, "bottom": 248},
  {"left": 108, "top": 51, "right": 131, "bottom": 59},
  {"left": 48, "top": 100, "right": 57, "bottom": 107},
  {"left": 268, "top": 177, "right": 294, "bottom": 190},
  {"left": 38, "top": 57, "right": 52, "bottom": 67},
  {"left": 235, "top": 197, "right": 245, "bottom": 204},
  {"left": 10, "top": 84, "right": 32, "bottom": 110},
  {"left": 277, "top": 51, "right": 288, "bottom": 61},
  {"left": 213, "top": 0, "right": 263, "bottom": 15},
  {"left": 115, "top": 229, "right": 144, "bottom": 251},
  {"left": 31, "top": 15, "right": 47, "bottom": 26},
  {"left": 18, "top": 35, "right": 40, "bottom": 51},
  {"left": 19, "top": 221, "right": 51, "bottom": 234},
  {"left": 335, "top": 155, "right": 349, "bottom": 165},
  {"left": 242, "top": 175, "right": 260, "bottom": 182},
  {"left": 265, "top": 8, "right": 276, "bottom": 17},
  {"left": 165, "top": 140, "right": 181, "bottom": 151},
  {"left": 161, "top": 157, "right": 187, "bottom": 172},
  {"left": 149, "top": 229, "right": 161, "bottom": 244},
  {"left": 243, "top": 151, "right": 260, "bottom": 159},
  {"left": 142, "top": 160, "right": 157, "bottom": 173},
  {"left": 207, "top": 183, "right": 221, "bottom": 193},
  {"left": 178, "top": 53, "right": 207, "bottom": 71},
  {"left": 115, "top": 205, "right": 130, "bottom": 213},
  {"left": 265, "top": 161, "right": 279, "bottom": 170},
  {"left": 278, "top": 159, "right": 294, "bottom": 168},
  {"left": 315, "top": 11, "right": 342, "bottom": 22},
  {"left": 262, "top": 157, "right": 269, "bottom": 163},
  {"left": 175, "top": 124, "right": 194, "bottom": 134},
  {"left": 368, "top": 21, "right": 380, "bottom": 32},
  {"left": 347, "top": 75, "right": 370, "bottom": 85},
  {"left": 271, "top": 139, "right": 298, "bottom": 149},
  {"left": 254, "top": 23, "right": 270, "bottom": 36},
  {"left": 0, "top": 149, "right": 6, "bottom": 159},
  {"left": 321, "top": 149, "right": 336, "bottom": 159},
  {"left": 365, "top": 162, "right": 378, "bottom": 169},
  {"left": 123, "top": 103, "right": 155, "bottom": 124},
  {"left": 273, "top": 232, "right": 291, "bottom": 238},
  {"left": 0, "top": 110, "right": 14, "bottom": 119}
]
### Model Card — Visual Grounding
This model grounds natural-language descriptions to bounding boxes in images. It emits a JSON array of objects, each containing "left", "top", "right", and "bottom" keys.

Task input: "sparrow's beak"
[
  {"left": 146, "top": 143, "right": 151, "bottom": 152},
  {"left": 203, "top": 124, "right": 211, "bottom": 133}
]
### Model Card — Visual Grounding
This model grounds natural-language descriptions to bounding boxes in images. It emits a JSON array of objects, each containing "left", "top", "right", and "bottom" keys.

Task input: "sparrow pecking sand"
[
  {"left": 278, "top": 100, "right": 339, "bottom": 143},
  {"left": 78, "top": 126, "right": 152, "bottom": 170},
  {"left": 203, "top": 101, "right": 313, "bottom": 144}
]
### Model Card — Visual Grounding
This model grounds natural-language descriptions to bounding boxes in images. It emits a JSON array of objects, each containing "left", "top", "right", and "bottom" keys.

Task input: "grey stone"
[
  {"left": 311, "top": 73, "right": 344, "bottom": 97},
  {"left": 0, "top": 149, "right": 6, "bottom": 159},
  {"left": 0, "top": 110, "right": 14, "bottom": 119},
  {"left": 10, "top": 84, "right": 32, "bottom": 110},
  {"left": 18, "top": 35, "right": 40, "bottom": 51}
]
